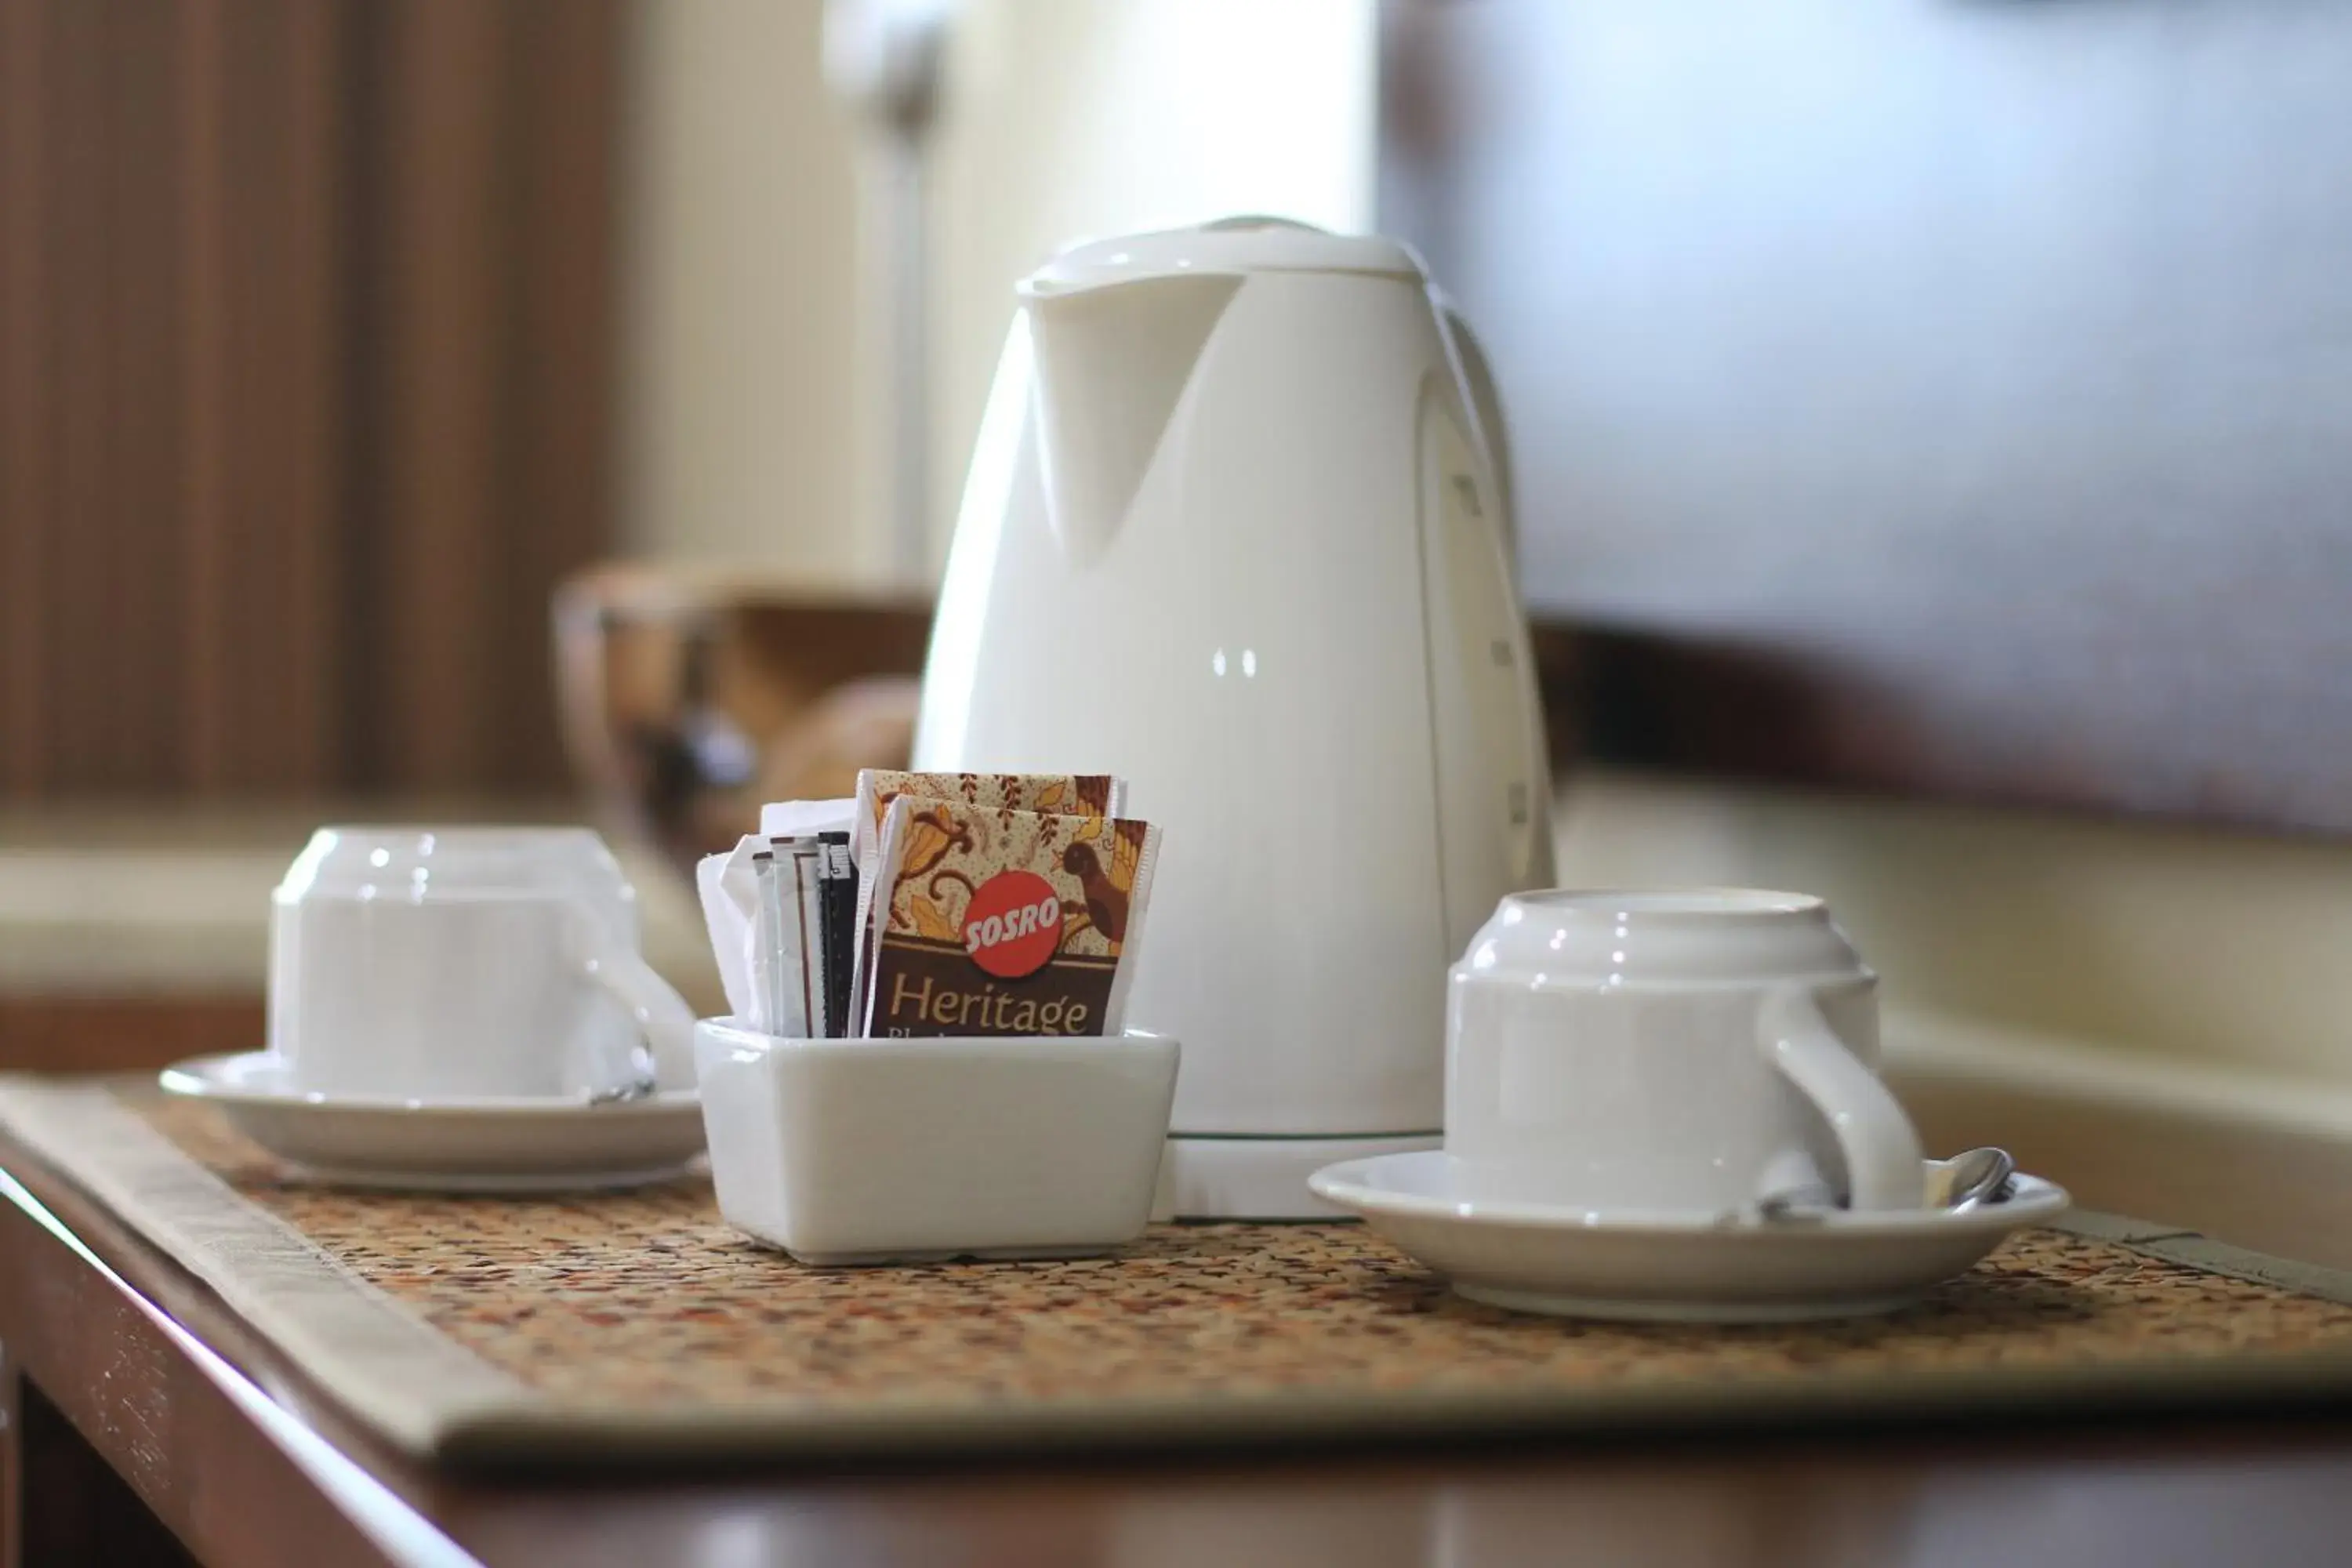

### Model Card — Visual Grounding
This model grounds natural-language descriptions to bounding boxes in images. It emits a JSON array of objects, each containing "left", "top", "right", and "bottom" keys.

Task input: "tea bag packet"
[
  {"left": 848, "top": 771, "right": 1125, "bottom": 1018},
  {"left": 861, "top": 796, "right": 1161, "bottom": 1038},
  {"left": 848, "top": 771, "right": 1123, "bottom": 869}
]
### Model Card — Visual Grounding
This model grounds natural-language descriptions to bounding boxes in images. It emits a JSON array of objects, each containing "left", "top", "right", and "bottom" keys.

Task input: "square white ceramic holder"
[{"left": 692, "top": 1018, "right": 1180, "bottom": 1265}]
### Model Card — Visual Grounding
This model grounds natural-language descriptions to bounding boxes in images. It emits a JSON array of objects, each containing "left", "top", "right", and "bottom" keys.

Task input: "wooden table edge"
[
  {"left": 9, "top": 1111, "right": 2352, "bottom": 1568},
  {"left": 0, "top": 1145, "right": 477, "bottom": 1565}
]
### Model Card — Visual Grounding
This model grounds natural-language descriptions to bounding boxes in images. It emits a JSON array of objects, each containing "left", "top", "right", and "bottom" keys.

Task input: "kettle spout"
[{"left": 1023, "top": 273, "right": 1239, "bottom": 561}]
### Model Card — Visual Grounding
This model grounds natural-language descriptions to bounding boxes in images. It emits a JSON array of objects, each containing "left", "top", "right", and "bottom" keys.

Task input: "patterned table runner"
[{"left": 5, "top": 1078, "right": 2352, "bottom": 1466}]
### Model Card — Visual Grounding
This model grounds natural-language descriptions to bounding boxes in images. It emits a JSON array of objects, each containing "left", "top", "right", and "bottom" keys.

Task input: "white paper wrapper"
[
  {"left": 695, "top": 847, "right": 753, "bottom": 1022},
  {"left": 697, "top": 799, "right": 854, "bottom": 1027},
  {"left": 760, "top": 799, "right": 855, "bottom": 839}
]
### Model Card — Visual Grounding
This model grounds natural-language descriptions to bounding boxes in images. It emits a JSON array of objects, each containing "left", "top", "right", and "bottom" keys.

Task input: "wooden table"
[{"left": 2, "top": 1122, "right": 2350, "bottom": 1568}]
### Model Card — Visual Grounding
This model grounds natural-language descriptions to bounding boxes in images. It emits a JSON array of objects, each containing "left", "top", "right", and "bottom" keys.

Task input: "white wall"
[
  {"left": 619, "top": 0, "right": 882, "bottom": 579},
  {"left": 619, "top": 0, "right": 1377, "bottom": 581},
  {"left": 1555, "top": 769, "right": 2352, "bottom": 1088},
  {"left": 926, "top": 0, "right": 1378, "bottom": 570}
]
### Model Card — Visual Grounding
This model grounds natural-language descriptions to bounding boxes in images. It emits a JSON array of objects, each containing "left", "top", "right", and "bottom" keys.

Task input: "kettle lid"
[{"left": 1022, "top": 216, "right": 1422, "bottom": 296}]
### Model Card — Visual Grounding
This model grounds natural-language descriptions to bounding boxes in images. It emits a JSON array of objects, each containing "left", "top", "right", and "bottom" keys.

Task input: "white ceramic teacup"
[
  {"left": 1446, "top": 889, "right": 1923, "bottom": 1214},
  {"left": 268, "top": 827, "right": 696, "bottom": 1101}
]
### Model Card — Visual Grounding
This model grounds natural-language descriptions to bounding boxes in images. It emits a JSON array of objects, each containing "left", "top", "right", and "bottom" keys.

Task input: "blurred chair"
[{"left": 553, "top": 565, "right": 931, "bottom": 881}]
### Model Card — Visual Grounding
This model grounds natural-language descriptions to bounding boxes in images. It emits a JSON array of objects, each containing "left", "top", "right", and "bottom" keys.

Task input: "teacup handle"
[
  {"left": 1757, "top": 988, "right": 1923, "bottom": 1210},
  {"left": 569, "top": 909, "right": 699, "bottom": 1091}
]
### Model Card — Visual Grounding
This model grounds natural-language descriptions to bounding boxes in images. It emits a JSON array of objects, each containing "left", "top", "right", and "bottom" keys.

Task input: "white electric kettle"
[{"left": 914, "top": 217, "right": 1553, "bottom": 1216}]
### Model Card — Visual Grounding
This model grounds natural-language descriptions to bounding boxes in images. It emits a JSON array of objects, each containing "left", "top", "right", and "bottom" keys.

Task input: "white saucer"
[
  {"left": 158, "top": 1053, "right": 706, "bottom": 1192},
  {"left": 1307, "top": 1150, "right": 2071, "bottom": 1323}
]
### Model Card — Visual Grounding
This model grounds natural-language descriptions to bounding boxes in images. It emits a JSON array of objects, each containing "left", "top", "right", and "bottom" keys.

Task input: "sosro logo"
[{"left": 961, "top": 869, "right": 1063, "bottom": 979}]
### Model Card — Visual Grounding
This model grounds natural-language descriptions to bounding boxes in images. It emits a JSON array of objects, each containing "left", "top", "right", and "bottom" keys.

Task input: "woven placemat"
[{"left": 5, "top": 1078, "right": 2352, "bottom": 1467}]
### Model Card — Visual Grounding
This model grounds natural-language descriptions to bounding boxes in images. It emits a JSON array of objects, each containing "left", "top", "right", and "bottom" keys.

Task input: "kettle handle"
[{"left": 1435, "top": 295, "right": 1516, "bottom": 564}]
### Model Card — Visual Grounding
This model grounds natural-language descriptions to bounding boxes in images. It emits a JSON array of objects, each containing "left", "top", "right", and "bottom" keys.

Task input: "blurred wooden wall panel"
[
  {"left": 197, "top": 0, "right": 348, "bottom": 791},
  {"left": 361, "top": 0, "right": 510, "bottom": 791},
  {"left": 104, "top": 0, "right": 191, "bottom": 791},
  {"left": 0, "top": 0, "right": 619, "bottom": 799},
  {"left": 0, "top": 0, "right": 54, "bottom": 795},
  {"left": 37, "top": 0, "right": 121, "bottom": 789},
  {"left": 505, "top": 0, "right": 622, "bottom": 793}
]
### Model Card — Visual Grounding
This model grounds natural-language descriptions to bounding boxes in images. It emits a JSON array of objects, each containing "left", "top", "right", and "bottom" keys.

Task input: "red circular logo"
[{"left": 961, "top": 869, "right": 1064, "bottom": 978}]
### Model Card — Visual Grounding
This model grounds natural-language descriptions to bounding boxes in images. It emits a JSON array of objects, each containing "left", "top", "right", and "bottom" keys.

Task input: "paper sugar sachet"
[
  {"left": 846, "top": 771, "right": 1124, "bottom": 1021},
  {"left": 695, "top": 846, "right": 757, "bottom": 1022},
  {"left": 697, "top": 798, "right": 854, "bottom": 1029},
  {"left": 860, "top": 795, "right": 1161, "bottom": 1037},
  {"left": 750, "top": 841, "right": 832, "bottom": 1036},
  {"left": 814, "top": 837, "right": 855, "bottom": 1036}
]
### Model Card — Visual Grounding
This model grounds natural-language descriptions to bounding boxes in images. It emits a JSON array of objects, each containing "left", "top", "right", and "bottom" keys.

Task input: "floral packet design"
[
  {"left": 859, "top": 796, "right": 1160, "bottom": 1039},
  {"left": 847, "top": 771, "right": 1123, "bottom": 1022}
]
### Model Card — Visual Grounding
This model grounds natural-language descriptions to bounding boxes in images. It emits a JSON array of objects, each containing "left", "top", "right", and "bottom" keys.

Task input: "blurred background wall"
[
  {"left": 618, "top": 0, "right": 872, "bottom": 579},
  {"left": 619, "top": 0, "right": 1376, "bottom": 581}
]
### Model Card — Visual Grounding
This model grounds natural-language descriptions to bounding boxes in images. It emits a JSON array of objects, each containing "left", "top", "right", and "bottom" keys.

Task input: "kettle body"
[{"left": 914, "top": 220, "right": 1552, "bottom": 1214}]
